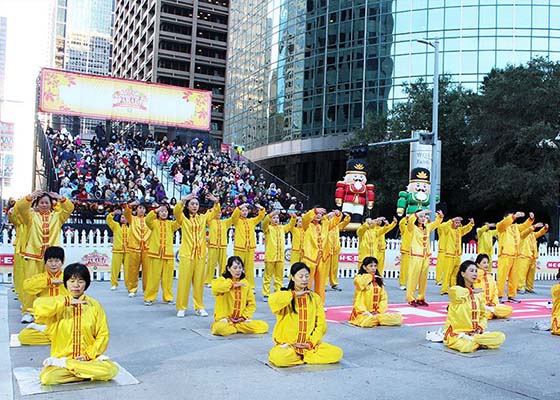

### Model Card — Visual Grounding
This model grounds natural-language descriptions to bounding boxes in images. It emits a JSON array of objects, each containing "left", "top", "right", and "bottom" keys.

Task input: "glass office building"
[{"left": 224, "top": 0, "right": 560, "bottom": 204}]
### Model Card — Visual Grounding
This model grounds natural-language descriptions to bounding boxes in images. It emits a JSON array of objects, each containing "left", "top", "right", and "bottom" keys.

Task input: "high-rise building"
[
  {"left": 111, "top": 0, "right": 229, "bottom": 146},
  {"left": 0, "top": 16, "right": 6, "bottom": 104},
  {"left": 49, "top": 0, "right": 114, "bottom": 135},
  {"left": 224, "top": 0, "right": 560, "bottom": 206}
]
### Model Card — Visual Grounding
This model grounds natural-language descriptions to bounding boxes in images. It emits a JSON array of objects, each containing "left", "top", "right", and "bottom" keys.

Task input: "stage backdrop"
[{"left": 38, "top": 68, "right": 212, "bottom": 130}]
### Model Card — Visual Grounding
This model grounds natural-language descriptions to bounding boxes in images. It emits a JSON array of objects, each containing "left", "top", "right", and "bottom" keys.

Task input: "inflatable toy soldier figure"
[
  {"left": 396, "top": 167, "right": 439, "bottom": 217},
  {"left": 335, "top": 145, "right": 375, "bottom": 229}
]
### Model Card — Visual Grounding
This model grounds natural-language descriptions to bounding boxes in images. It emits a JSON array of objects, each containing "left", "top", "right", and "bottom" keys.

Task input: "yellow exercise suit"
[{"left": 349, "top": 273, "right": 402, "bottom": 327}]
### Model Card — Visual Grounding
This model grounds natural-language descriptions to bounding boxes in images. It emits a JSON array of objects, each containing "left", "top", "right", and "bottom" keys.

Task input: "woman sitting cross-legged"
[
  {"left": 211, "top": 256, "right": 269, "bottom": 336},
  {"left": 268, "top": 262, "right": 343, "bottom": 367},
  {"left": 443, "top": 260, "right": 506, "bottom": 353},
  {"left": 37, "top": 263, "right": 119, "bottom": 385},
  {"left": 349, "top": 257, "right": 403, "bottom": 327}
]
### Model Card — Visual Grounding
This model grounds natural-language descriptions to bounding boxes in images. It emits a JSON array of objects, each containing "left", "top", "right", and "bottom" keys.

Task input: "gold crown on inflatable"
[
  {"left": 354, "top": 163, "right": 365, "bottom": 171},
  {"left": 416, "top": 170, "right": 428, "bottom": 179},
  {"left": 410, "top": 167, "right": 430, "bottom": 183}
]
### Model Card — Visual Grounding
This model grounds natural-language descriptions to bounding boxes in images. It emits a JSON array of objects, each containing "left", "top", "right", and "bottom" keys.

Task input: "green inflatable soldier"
[{"left": 396, "top": 167, "right": 439, "bottom": 217}]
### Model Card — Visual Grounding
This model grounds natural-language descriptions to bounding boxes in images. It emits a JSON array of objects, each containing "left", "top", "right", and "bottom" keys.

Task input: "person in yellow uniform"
[
  {"left": 144, "top": 205, "right": 181, "bottom": 306},
  {"left": 174, "top": 193, "right": 220, "bottom": 318},
  {"left": 7, "top": 206, "right": 27, "bottom": 300},
  {"left": 268, "top": 262, "right": 343, "bottom": 367},
  {"left": 106, "top": 210, "right": 129, "bottom": 291},
  {"left": 518, "top": 222, "right": 547, "bottom": 294},
  {"left": 18, "top": 247, "right": 69, "bottom": 345},
  {"left": 551, "top": 270, "right": 560, "bottom": 335},
  {"left": 124, "top": 201, "right": 151, "bottom": 297},
  {"left": 15, "top": 190, "right": 74, "bottom": 323},
  {"left": 211, "top": 256, "right": 269, "bottom": 336},
  {"left": 262, "top": 211, "right": 292, "bottom": 300},
  {"left": 496, "top": 211, "right": 533, "bottom": 303},
  {"left": 356, "top": 217, "right": 382, "bottom": 266},
  {"left": 441, "top": 217, "right": 474, "bottom": 295},
  {"left": 205, "top": 208, "right": 233, "bottom": 286},
  {"left": 406, "top": 209, "right": 443, "bottom": 306},
  {"left": 301, "top": 207, "right": 342, "bottom": 302},
  {"left": 435, "top": 219, "right": 450, "bottom": 286},
  {"left": 443, "top": 260, "right": 506, "bottom": 353},
  {"left": 287, "top": 216, "right": 305, "bottom": 264},
  {"left": 477, "top": 222, "right": 497, "bottom": 262},
  {"left": 232, "top": 203, "right": 265, "bottom": 291},
  {"left": 398, "top": 216, "right": 411, "bottom": 291},
  {"left": 473, "top": 254, "right": 512, "bottom": 319},
  {"left": 375, "top": 217, "right": 397, "bottom": 277},
  {"left": 37, "top": 263, "right": 119, "bottom": 385},
  {"left": 349, "top": 257, "right": 402, "bottom": 327},
  {"left": 327, "top": 212, "right": 350, "bottom": 291}
]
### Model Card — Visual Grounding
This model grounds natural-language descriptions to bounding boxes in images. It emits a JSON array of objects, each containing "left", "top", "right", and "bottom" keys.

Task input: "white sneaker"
[
  {"left": 177, "top": 309, "right": 186, "bottom": 318},
  {"left": 110, "top": 286, "right": 118, "bottom": 291},
  {"left": 204, "top": 283, "right": 211, "bottom": 288},
  {"left": 21, "top": 313, "right": 34, "bottom": 324},
  {"left": 517, "top": 289, "right": 526, "bottom": 294},
  {"left": 425, "top": 328, "right": 444, "bottom": 342},
  {"left": 195, "top": 309, "right": 209, "bottom": 317},
  {"left": 165, "top": 300, "right": 175, "bottom": 305},
  {"left": 534, "top": 320, "right": 551, "bottom": 331},
  {"left": 399, "top": 286, "right": 406, "bottom": 291},
  {"left": 128, "top": 292, "right": 136, "bottom": 298},
  {"left": 144, "top": 300, "right": 153, "bottom": 306}
]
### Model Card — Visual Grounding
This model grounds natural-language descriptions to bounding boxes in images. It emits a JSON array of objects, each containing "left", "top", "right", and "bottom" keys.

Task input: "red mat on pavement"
[{"left": 325, "top": 298, "right": 551, "bottom": 327}]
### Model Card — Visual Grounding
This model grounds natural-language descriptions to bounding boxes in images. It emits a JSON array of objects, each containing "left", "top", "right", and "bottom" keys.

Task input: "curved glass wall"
[{"left": 225, "top": 0, "right": 560, "bottom": 151}]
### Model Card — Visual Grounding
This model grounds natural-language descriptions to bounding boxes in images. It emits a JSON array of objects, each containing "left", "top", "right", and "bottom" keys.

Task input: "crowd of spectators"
[{"left": 44, "top": 125, "right": 305, "bottom": 224}]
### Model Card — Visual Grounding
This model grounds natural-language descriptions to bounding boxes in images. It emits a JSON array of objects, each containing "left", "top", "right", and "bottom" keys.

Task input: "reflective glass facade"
[{"left": 225, "top": 0, "right": 560, "bottom": 153}]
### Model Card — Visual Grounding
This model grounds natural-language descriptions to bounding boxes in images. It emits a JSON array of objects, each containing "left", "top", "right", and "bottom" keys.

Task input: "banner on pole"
[{"left": 39, "top": 68, "right": 212, "bottom": 130}]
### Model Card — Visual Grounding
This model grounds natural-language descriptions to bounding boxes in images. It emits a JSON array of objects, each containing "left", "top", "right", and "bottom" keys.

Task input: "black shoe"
[
  {"left": 526, "top": 289, "right": 536, "bottom": 294},
  {"left": 508, "top": 297, "right": 521, "bottom": 303},
  {"left": 331, "top": 285, "right": 342, "bottom": 292}
]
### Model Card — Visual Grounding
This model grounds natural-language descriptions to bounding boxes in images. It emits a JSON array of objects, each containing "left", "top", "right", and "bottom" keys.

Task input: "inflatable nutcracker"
[
  {"left": 396, "top": 167, "right": 439, "bottom": 217},
  {"left": 335, "top": 154, "right": 375, "bottom": 228}
]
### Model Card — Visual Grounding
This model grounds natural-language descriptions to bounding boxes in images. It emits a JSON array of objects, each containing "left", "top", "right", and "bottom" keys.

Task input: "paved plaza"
[{"left": 2, "top": 277, "right": 559, "bottom": 400}]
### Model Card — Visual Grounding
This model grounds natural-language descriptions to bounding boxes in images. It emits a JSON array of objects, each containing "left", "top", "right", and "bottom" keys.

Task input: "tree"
[{"left": 468, "top": 58, "right": 560, "bottom": 232}]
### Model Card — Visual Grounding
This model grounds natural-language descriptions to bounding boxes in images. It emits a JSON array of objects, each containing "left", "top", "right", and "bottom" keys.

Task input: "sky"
[{"left": 0, "top": 0, "right": 52, "bottom": 198}]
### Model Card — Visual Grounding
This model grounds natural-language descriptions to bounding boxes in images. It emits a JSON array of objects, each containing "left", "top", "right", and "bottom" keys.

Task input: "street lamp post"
[{"left": 416, "top": 38, "right": 440, "bottom": 221}]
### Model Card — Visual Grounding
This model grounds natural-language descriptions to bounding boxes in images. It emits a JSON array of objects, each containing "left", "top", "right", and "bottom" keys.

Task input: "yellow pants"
[
  {"left": 406, "top": 255, "right": 429, "bottom": 302},
  {"left": 268, "top": 342, "right": 343, "bottom": 367},
  {"left": 308, "top": 258, "right": 328, "bottom": 303},
  {"left": 14, "top": 253, "right": 24, "bottom": 296},
  {"left": 444, "top": 331, "right": 505, "bottom": 353},
  {"left": 497, "top": 256, "right": 519, "bottom": 298},
  {"left": 18, "top": 327, "right": 50, "bottom": 345},
  {"left": 125, "top": 251, "right": 149, "bottom": 293},
  {"left": 211, "top": 319, "right": 269, "bottom": 336},
  {"left": 263, "top": 261, "right": 284, "bottom": 296},
  {"left": 485, "top": 304, "right": 513, "bottom": 320},
  {"left": 144, "top": 258, "right": 174, "bottom": 302},
  {"left": 435, "top": 252, "right": 446, "bottom": 284},
  {"left": 349, "top": 312, "right": 403, "bottom": 327},
  {"left": 441, "top": 255, "right": 461, "bottom": 295},
  {"left": 290, "top": 249, "right": 302, "bottom": 264},
  {"left": 328, "top": 252, "right": 340, "bottom": 287},
  {"left": 21, "top": 258, "right": 44, "bottom": 315},
  {"left": 176, "top": 257, "right": 205, "bottom": 311},
  {"left": 399, "top": 252, "right": 409, "bottom": 287},
  {"left": 376, "top": 250, "right": 386, "bottom": 277},
  {"left": 206, "top": 247, "right": 227, "bottom": 284},
  {"left": 40, "top": 359, "right": 119, "bottom": 385},
  {"left": 516, "top": 257, "right": 535, "bottom": 291},
  {"left": 110, "top": 252, "right": 126, "bottom": 287},
  {"left": 234, "top": 249, "right": 256, "bottom": 290}
]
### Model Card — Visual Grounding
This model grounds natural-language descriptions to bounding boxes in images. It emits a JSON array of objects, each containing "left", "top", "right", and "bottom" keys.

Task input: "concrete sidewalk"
[{"left": 4, "top": 278, "right": 559, "bottom": 400}]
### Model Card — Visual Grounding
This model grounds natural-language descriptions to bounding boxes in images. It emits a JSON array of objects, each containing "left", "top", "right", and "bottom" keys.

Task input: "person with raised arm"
[
  {"left": 518, "top": 221, "right": 548, "bottom": 294},
  {"left": 327, "top": 212, "right": 351, "bottom": 291},
  {"left": 173, "top": 193, "right": 220, "bottom": 317},
  {"left": 261, "top": 211, "right": 292, "bottom": 300},
  {"left": 15, "top": 190, "right": 74, "bottom": 323},
  {"left": 375, "top": 217, "right": 397, "bottom": 277},
  {"left": 440, "top": 217, "right": 475, "bottom": 295},
  {"left": 124, "top": 200, "right": 151, "bottom": 297},
  {"left": 231, "top": 203, "right": 266, "bottom": 291},
  {"left": 205, "top": 207, "right": 233, "bottom": 286},
  {"left": 105, "top": 209, "right": 129, "bottom": 291}
]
